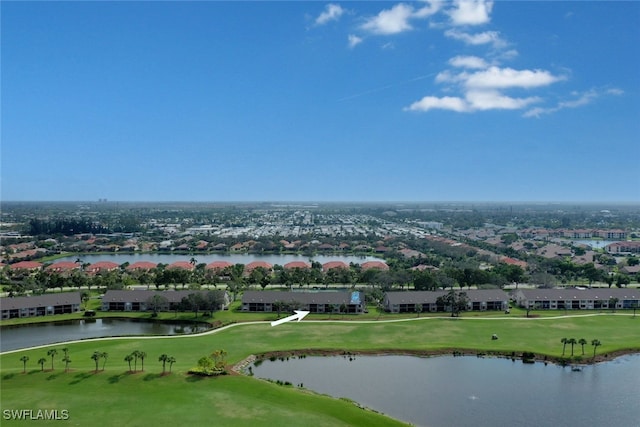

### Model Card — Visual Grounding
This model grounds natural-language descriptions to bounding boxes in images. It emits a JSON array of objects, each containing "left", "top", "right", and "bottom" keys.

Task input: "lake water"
[
  {"left": 571, "top": 239, "right": 619, "bottom": 249},
  {"left": 0, "top": 319, "right": 210, "bottom": 352},
  {"left": 251, "top": 354, "right": 640, "bottom": 427},
  {"left": 55, "top": 253, "right": 383, "bottom": 265}
]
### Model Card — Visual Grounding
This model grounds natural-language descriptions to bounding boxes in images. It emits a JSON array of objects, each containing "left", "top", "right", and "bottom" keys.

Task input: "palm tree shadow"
[
  {"left": 2, "top": 373, "right": 16, "bottom": 381},
  {"left": 185, "top": 375, "right": 204, "bottom": 383},
  {"left": 68, "top": 372, "right": 93, "bottom": 385},
  {"left": 108, "top": 373, "right": 129, "bottom": 384},
  {"left": 142, "top": 373, "right": 161, "bottom": 381},
  {"left": 46, "top": 372, "right": 63, "bottom": 381}
]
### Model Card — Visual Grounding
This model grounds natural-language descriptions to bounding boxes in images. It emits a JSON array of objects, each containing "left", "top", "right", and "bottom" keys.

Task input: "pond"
[
  {"left": 251, "top": 354, "right": 640, "bottom": 427},
  {"left": 0, "top": 318, "right": 210, "bottom": 352}
]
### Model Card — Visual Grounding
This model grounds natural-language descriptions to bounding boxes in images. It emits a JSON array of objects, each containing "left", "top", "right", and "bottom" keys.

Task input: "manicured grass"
[{"left": 1, "top": 314, "right": 638, "bottom": 426}]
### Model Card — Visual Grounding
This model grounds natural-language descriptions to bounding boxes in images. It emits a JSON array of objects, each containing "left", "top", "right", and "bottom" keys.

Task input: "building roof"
[
  {"left": 242, "top": 290, "right": 364, "bottom": 306},
  {"left": 102, "top": 289, "right": 226, "bottom": 304},
  {"left": 9, "top": 261, "right": 43, "bottom": 270},
  {"left": 45, "top": 261, "right": 81, "bottom": 272},
  {"left": 322, "top": 261, "right": 349, "bottom": 271},
  {"left": 0, "top": 292, "right": 82, "bottom": 310},
  {"left": 283, "top": 261, "right": 311, "bottom": 269},
  {"left": 87, "top": 261, "right": 120, "bottom": 272},
  {"left": 245, "top": 261, "right": 273, "bottom": 272},
  {"left": 205, "top": 261, "right": 233, "bottom": 270},
  {"left": 166, "top": 261, "right": 195, "bottom": 271},
  {"left": 385, "top": 289, "right": 509, "bottom": 305},
  {"left": 126, "top": 261, "right": 158, "bottom": 271},
  {"left": 361, "top": 261, "right": 389, "bottom": 271},
  {"left": 515, "top": 288, "right": 640, "bottom": 301}
]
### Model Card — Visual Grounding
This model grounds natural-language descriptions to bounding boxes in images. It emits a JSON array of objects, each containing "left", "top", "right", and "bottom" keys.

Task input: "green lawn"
[{"left": 1, "top": 314, "right": 638, "bottom": 426}]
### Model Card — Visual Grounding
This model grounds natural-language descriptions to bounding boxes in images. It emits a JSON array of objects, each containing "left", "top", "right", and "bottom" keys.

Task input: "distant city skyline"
[{"left": 2, "top": 1, "right": 639, "bottom": 203}]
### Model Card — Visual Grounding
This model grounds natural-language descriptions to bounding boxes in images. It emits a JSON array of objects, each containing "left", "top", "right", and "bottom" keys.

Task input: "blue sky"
[{"left": 2, "top": 1, "right": 639, "bottom": 203}]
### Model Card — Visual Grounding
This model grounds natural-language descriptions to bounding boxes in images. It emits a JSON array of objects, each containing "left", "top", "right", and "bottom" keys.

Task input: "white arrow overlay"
[{"left": 270, "top": 310, "right": 310, "bottom": 327}]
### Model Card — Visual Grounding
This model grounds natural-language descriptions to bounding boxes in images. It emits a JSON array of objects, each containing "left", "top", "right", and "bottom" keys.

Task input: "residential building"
[
  {"left": 383, "top": 289, "right": 509, "bottom": 313},
  {"left": 1, "top": 292, "right": 82, "bottom": 319},
  {"left": 241, "top": 290, "right": 366, "bottom": 314},
  {"left": 101, "top": 290, "right": 229, "bottom": 312},
  {"left": 513, "top": 288, "right": 639, "bottom": 310}
]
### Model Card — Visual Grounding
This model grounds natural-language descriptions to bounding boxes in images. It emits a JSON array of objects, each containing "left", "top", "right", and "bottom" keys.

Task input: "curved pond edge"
[{"left": 234, "top": 346, "right": 640, "bottom": 373}]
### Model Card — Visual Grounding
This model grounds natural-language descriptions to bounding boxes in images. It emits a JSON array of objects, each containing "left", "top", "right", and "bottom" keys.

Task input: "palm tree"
[
  {"left": 139, "top": 351, "right": 147, "bottom": 371},
  {"left": 47, "top": 349, "right": 58, "bottom": 370},
  {"left": 561, "top": 338, "right": 568, "bottom": 356},
  {"left": 91, "top": 352, "right": 101, "bottom": 372},
  {"left": 568, "top": 338, "right": 577, "bottom": 356},
  {"left": 20, "top": 355, "right": 29, "bottom": 373},
  {"left": 159, "top": 354, "right": 168, "bottom": 374},
  {"left": 62, "top": 356, "right": 71, "bottom": 372},
  {"left": 132, "top": 350, "right": 141, "bottom": 372},
  {"left": 38, "top": 357, "right": 47, "bottom": 371},
  {"left": 168, "top": 356, "right": 176, "bottom": 373},
  {"left": 124, "top": 354, "right": 134, "bottom": 372},
  {"left": 101, "top": 352, "right": 109, "bottom": 371},
  {"left": 591, "top": 339, "right": 602, "bottom": 359},
  {"left": 578, "top": 338, "right": 587, "bottom": 355}
]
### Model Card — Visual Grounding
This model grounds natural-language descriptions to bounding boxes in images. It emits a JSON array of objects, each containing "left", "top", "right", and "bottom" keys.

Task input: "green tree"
[
  {"left": 561, "top": 338, "right": 568, "bottom": 356},
  {"left": 20, "top": 355, "right": 29, "bottom": 373},
  {"left": 91, "top": 351, "right": 101, "bottom": 372},
  {"left": 578, "top": 338, "right": 587, "bottom": 355},
  {"left": 139, "top": 351, "right": 147, "bottom": 371},
  {"left": 568, "top": 338, "right": 577, "bottom": 356},
  {"left": 159, "top": 354, "right": 168, "bottom": 374},
  {"left": 168, "top": 356, "right": 176, "bottom": 373},
  {"left": 38, "top": 357, "right": 47, "bottom": 371},
  {"left": 132, "top": 350, "right": 141, "bottom": 372},
  {"left": 591, "top": 339, "right": 602, "bottom": 359},
  {"left": 47, "top": 349, "right": 58, "bottom": 370},
  {"left": 62, "top": 356, "right": 71, "bottom": 372},
  {"left": 415, "top": 303, "right": 423, "bottom": 318},
  {"left": 101, "top": 352, "right": 109, "bottom": 371},
  {"left": 124, "top": 354, "right": 134, "bottom": 372},
  {"left": 436, "top": 289, "right": 469, "bottom": 317}
]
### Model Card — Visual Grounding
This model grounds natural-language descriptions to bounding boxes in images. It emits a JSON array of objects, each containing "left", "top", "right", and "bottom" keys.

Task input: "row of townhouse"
[
  {"left": 1, "top": 293, "right": 82, "bottom": 319},
  {"left": 101, "top": 290, "right": 230, "bottom": 312},
  {"left": 513, "top": 288, "right": 639, "bottom": 310},
  {"left": 383, "top": 289, "right": 510, "bottom": 314},
  {"left": 241, "top": 290, "right": 366, "bottom": 314}
]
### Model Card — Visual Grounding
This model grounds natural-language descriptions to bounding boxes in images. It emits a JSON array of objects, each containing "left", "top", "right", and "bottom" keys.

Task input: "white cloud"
[
  {"left": 316, "top": 4, "right": 345, "bottom": 25},
  {"left": 448, "top": 0, "right": 493, "bottom": 26},
  {"left": 444, "top": 29, "right": 505, "bottom": 48},
  {"left": 413, "top": 0, "right": 444, "bottom": 18},
  {"left": 523, "top": 88, "right": 623, "bottom": 118},
  {"left": 348, "top": 34, "right": 363, "bottom": 48},
  {"left": 448, "top": 55, "right": 489, "bottom": 69},
  {"left": 465, "top": 90, "right": 540, "bottom": 110},
  {"left": 405, "top": 95, "right": 470, "bottom": 112},
  {"left": 464, "top": 66, "right": 564, "bottom": 89},
  {"left": 361, "top": 3, "right": 415, "bottom": 35},
  {"left": 407, "top": 65, "right": 562, "bottom": 114}
]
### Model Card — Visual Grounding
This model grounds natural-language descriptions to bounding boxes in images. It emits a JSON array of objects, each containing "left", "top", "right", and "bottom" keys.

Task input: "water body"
[
  {"left": 571, "top": 239, "right": 619, "bottom": 249},
  {"left": 252, "top": 354, "right": 640, "bottom": 427},
  {"left": 0, "top": 319, "right": 210, "bottom": 352},
  {"left": 55, "top": 253, "right": 383, "bottom": 265}
]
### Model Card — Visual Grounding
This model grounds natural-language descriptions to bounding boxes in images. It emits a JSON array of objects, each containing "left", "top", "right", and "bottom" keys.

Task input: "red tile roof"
[
  {"left": 283, "top": 261, "right": 311, "bottom": 269},
  {"left": 166, "top": 261, "right": 195, "bottom": 271},
  {"left": 245, "top": 261, "right": 273, "bottom": 272},
  {"left": 10, "top": 261, "right": 43, "bottom": 270},
  {"left": 322, "top": 261, "right": 349, "bottom": 271},
  {"left": 46, "top": 262, "right": 80, "bottom": 272},
  {"left": 126, "top": 261, "right": 158, "bottom": 271},
  {"left": 361, "top": 261, "right": 389, "bottom": 271},
  {"left": 86, "top": 261, "right": 120, "bottom": 273},
  {"left": 205, "top": 261, "right": 233, "bottom": 270}
]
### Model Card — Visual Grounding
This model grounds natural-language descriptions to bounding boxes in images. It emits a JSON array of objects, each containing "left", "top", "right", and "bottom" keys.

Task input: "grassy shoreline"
[{"left": 1, "top": 313, "right": 638, "bottom": 426}]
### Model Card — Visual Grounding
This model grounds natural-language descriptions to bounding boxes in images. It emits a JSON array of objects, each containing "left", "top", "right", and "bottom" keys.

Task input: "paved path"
[{"left": 0, "top": 312, "right": 634, "bottom": 355}]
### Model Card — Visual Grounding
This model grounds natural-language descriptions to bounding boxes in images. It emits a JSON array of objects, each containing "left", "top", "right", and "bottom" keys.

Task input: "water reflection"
[
  {"left": 251, "top": 354, "right": 640, "bottom": 427},
  {"left": 0, "top": 318, "right": 210, "bottom": 352}
]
